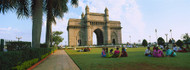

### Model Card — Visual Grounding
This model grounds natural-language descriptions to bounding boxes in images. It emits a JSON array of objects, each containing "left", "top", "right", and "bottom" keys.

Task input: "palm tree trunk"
[
  {"left": 32, "top": 0, "right": 43, "bottom": 48},
  {"left": 46, "top": 21, "right": 51, "bottom": 48},
  {"left": 50, "top": 26, "right": 53, "bottom": 47}
]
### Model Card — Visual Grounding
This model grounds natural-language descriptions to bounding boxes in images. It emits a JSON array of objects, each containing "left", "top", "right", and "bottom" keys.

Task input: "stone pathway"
[{"left": 33, "top": 50, "right": 80, "bottom": 70}]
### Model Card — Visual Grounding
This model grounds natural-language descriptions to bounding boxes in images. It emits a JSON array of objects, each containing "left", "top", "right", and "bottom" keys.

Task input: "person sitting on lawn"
[
  {"left": 101, "top": 48, "right": 106, "bottom": 57},
  {"left": 173, "top": 44, "right": 178, "bottom": 52},
  {"left": 145, "top": 47, "right": 152, "bottom": 56},
  {"left": 121, "top": 47, "right": 128, "bottom": 57},
  {"left": 166, "top": 47, "right": 176, "bottom": 57},
  {"left": 110, "top": 49, "right": 113, "bottom": 54},
  {"left": 153, "top": 47, "right": 164, "bottom": 57},
  {"left": 178, "top": 46, "right": 187, "bottom": 52},
  {"left": 112, "top": 47, "right": 120, "bottom": 58},
  {"left": 153, "top": 45, "right": 157, "bottom": 50},
  {"left": 106, "top": 49, "right": 114, "bottom": 58}
]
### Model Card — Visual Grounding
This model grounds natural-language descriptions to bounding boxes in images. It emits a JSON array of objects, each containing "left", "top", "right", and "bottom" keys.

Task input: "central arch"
[{"left": 93, "top": 29, "right": 104, "bottom": 45}]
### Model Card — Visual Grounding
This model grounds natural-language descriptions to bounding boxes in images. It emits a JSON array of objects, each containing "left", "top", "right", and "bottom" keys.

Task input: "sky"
[{"left": 0, "top": 0, "right": 190, "bottom": 45}]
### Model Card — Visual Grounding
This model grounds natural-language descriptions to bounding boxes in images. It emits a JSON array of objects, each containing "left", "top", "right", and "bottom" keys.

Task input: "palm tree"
[
  {"left": 45, "top": 0, "right": 78, "bottom": 47},
  {"left": 31, "top": 0, "right": 43, "bottom": 48},
  {"left": 0, "top": 0, "right": 43, "bottom": 48}
]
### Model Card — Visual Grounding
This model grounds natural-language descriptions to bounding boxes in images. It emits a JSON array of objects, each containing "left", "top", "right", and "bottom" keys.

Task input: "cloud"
[{"left": 0, "top": 27, "right": 12, "bottom": 31}]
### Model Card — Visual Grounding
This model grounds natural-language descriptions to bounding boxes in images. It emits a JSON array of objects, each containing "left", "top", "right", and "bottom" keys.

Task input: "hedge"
[
  {"left": 0, "top": 47, "right": 57, "bottom": 70},
  {"left": 6, "top": 41, "right": 31, "bottom": 51}
]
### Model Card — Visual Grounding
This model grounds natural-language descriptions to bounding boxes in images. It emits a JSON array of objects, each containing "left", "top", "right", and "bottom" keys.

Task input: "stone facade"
[{"left": 67, "top": 6, "right": 122, "bottom": 46}]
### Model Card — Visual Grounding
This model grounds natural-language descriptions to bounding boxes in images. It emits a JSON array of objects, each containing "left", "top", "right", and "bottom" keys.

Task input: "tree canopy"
[
  {"left": 142, "top": 39, "right": 148, "bottom": 47},
  {"left": 157, "top": 37, "right": 165, "bottom": 45}
]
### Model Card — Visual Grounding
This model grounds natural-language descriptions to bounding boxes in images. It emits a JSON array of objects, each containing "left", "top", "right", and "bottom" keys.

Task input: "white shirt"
[
  {"left": 145, "top": 49, "right": 151, "bottom": 54},
  {"left": 173, "top": 46, "right": 178, "bottom": 51}
]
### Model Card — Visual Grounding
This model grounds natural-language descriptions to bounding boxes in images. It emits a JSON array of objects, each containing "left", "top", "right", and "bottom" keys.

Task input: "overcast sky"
[{"left": 1, "top": 0, "right": 190, "bottom": 45}]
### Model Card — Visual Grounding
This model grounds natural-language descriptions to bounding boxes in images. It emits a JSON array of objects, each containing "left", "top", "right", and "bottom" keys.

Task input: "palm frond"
[
  {"left": 71, "top": 0, "right": 78, "bottom": 7},
  {"left": 16, "top": 0, "right": 29, "bottom": 18}
]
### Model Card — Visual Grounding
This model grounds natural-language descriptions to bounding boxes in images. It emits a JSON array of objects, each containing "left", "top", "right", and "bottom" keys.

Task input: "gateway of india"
[{"left": 67, "top": 6, "right": 122, "bottom": 46}]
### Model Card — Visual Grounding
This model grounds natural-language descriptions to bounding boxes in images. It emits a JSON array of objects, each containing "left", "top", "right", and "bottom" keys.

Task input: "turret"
[
  {"left": 105, "top": 7, "right": 109, "bottom": 16},
  {"left": 81, "top": 12, "right": 84, "bottom": 19},
  {"left": 104, "top": 7, "right": 109, "bottom": 22},
  {"left": 85, "top": 5, "right": 89, "bottom": 14}
]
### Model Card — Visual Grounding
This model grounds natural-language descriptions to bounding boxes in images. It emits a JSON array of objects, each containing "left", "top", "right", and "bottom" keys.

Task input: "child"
[
  {"left": 166, "top": 47, "right": 176, "bottom": 57},
  {"left": 101, "top": 48, "right": 106, "bottom": 57},
  {"left": 145, "top": 47, "right": 152, "bottom": 56},
  {"left": 121, "top": 47, "right": 128, "bottom": 57},
  {"left": 112, "top": 47, "right": 120, "bottom": 58}
]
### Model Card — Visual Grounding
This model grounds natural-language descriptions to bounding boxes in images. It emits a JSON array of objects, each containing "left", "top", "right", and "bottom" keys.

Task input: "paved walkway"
[{"left": 33, "top": 50, "right": 80, "bottom": 70}]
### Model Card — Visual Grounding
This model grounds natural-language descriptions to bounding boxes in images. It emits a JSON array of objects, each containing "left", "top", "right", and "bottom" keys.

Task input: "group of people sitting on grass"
[
  {"left": 102, "top": 47, "right": 128, "bottom": 58},
  {"left": 172, "top": 44, "right": 190, "bottom": 52},
  {"left": 77, "top": 47, "right": 91, "bottom": 52},
  {"left": 145, "top": 45, "right": 177, "bottom": 57}
]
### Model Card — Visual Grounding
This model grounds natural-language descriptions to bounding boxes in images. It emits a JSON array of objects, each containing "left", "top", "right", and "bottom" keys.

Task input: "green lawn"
[{"left": 65, "top": 47, "right": 190, "bottom": 70}]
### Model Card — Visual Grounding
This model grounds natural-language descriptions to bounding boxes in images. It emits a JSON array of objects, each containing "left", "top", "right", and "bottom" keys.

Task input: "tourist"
[
  {"left": 160, "top": 45, "right": 164, "bottom": 49},
  {"left": 101, "top": 48, "right": 106, "bottom": 57},
  {"left": 77, "top": 48, "right": 84, "bottom": 52},
  {"left": 173, "top": 44, "right": 178, "bottom": 52},
  {"left": 106, "top": 49, "right": 114, "bottom": 58},
  {"left": 153, "top": 45, "right": 157, "bottom": 50},
  {"left": 178, "top": 46, "right": 187, "bottom": 52},
  {"left": 166, "top": 47, "right": 176, "bottom": 57},
  {"left": 153, "top": 47, "right": 164, "bottom": 57},
  {"left": 112, "top": 47, "right": 120, "bottom": 58},
  {"left": 121, "top": 47, "right": 128, "bottom": 57},
  {"left": 145, "top": 47, "right": 152, "bottom": 56}
]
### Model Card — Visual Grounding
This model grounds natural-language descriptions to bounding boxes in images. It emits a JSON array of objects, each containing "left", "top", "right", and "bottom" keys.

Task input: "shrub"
[
  {"left": 12, "top": 58, "right": 39, "bottom": 70},
  {"left": 6, "top": 41, "right": 31, "bottom": 51},
  {"left": 0, "top": 47, "right": 56, "bottom": 70},
  {"left": 176, "top": 40, "right": 184, "bottom": 47}
]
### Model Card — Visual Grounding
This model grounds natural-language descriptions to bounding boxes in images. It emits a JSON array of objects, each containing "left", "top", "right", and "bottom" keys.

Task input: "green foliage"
[
  {"left": 12, "top": 58, "right": 39, "bottom": 70},
  {"left": 40, "top": 43, "right": 47, "bottom": 48},
  {"left": 6, "top": 41, "right": 31, "bottom": 51},
  {"left": 0, "top": 47, "right": 56, "bottom": 70},
  {"left": 183, "top": 33, "right": 190, "bottom": 44},
  {"left": 157, "top": 37, "right": 165, "bottom": 45},
  {"left": 176, "top": 40, "right": 184, "bottom": 47},
  {"left": 52, "top": 31, "right": 64, "bottom": 46},
  {"left": 41, "top": 53, "right": 49, "bottom": 60},
  {"left": 142, "top": 39, "right": 148, "bottom": 47}
]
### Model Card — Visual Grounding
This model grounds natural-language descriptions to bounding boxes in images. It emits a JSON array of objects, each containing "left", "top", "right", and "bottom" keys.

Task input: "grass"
[{"left": 65, "top": 47, "right": 190, "bottom": 70}]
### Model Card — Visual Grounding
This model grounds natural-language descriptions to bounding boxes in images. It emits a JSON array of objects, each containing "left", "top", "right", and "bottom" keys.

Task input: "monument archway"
[
  {"left": 93, "top": 29, "right": 104, "bottom": 45},
  {"left": 67, "top": 6, "right": 122, "bottom": 46}
]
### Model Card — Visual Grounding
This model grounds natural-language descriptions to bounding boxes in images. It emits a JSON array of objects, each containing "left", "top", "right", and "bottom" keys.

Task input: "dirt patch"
[{"left": 97, "top": 63, "right": 189, "bottom": 70}]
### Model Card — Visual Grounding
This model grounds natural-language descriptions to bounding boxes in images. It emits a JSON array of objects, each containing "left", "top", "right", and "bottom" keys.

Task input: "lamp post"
[
  {"left": 165, "top": 34, "right": 168, "bottom": 43},
  {"left": 16, "top": 37, "right": 22, "bottom": 41},
  {"left": 170, "top": 29, "right": 172, "bottom": 39},
  {"left": 149, "top": 36, "right": 151, "bottom": 43},
  {"left": 129, "top": 35, "right": 131, "bottom": 43}
]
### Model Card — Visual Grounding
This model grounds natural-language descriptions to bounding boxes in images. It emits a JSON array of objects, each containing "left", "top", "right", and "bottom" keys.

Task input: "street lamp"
[
  {"left": 170, "top": 29, "right": 172, "bottom": 39},
  {"left": 149, "top": 36, "right": 151, "bottom": 43},
  {"left": 16, "top": 36, "right": 22, "bottom": 41},
  {"left": 129, "top": 35, "right": 131, "bottom": 43},
  {"left": 165, "top": 34, "right": 168, "bottom": 43}
]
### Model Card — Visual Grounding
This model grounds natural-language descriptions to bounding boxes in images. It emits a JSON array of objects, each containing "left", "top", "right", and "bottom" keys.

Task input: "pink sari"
[{"left": 153, "top": 49, "right": 164, "bottom": 57}]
